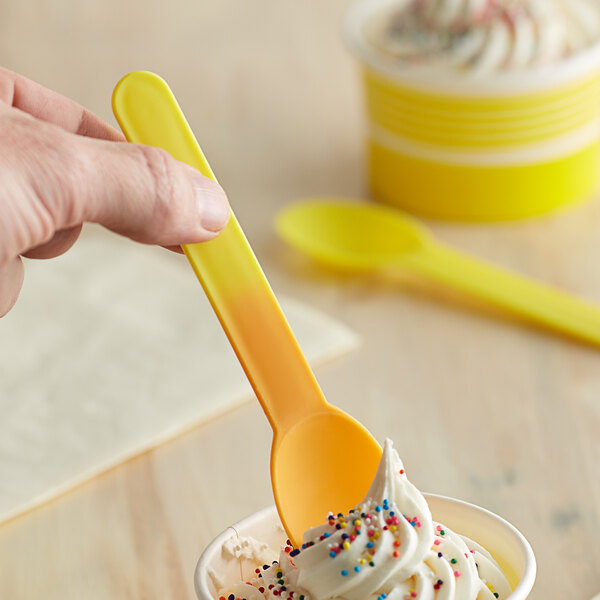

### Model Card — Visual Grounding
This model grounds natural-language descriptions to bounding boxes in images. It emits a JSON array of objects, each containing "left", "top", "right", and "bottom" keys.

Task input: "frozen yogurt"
[
  {"left": 218, "top": 440, "right": 511, "bottom": 600},
  {"left": 366, "top": 0, "right": 600, "bottom": 72}
]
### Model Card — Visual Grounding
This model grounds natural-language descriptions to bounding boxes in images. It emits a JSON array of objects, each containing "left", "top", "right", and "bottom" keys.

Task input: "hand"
[{"left": 0, "top": 67, "right": 230, "bottom": 317}]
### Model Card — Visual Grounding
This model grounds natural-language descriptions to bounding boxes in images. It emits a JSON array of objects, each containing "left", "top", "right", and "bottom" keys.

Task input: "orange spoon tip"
[{"left": 272, "top": 408, "right": 382, "bottom": 547}]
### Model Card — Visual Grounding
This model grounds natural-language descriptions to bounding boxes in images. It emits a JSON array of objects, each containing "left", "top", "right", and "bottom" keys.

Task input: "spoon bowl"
[
  {"left": 277, "top": 199, "right": 428, "bottom": 270},
  {"left": 273, "top": 407, "right": 382, "bottom": 542}
]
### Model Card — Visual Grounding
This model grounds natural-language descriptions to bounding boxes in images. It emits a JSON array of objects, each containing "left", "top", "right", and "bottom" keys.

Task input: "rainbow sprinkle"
[{"left": 319, "top": 499, "right": 413, "bottom": 575}]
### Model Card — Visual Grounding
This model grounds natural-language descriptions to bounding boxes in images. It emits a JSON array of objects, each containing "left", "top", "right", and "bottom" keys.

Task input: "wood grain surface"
[{"left": 1, "top": 0, "right": 599, "bottom": 598}]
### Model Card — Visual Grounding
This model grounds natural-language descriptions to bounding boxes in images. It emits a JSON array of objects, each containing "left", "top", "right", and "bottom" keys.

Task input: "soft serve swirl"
[
  {"left": 368, "top": 0, "right": 600, "bottom": 72},
  {"left": 221, "top": 440, "right": 511, "bottom": 600}
]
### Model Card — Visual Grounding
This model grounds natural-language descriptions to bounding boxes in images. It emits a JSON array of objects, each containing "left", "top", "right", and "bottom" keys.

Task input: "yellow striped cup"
[{"left": 344, "top": 0, "right": 600, "bottom": 221}]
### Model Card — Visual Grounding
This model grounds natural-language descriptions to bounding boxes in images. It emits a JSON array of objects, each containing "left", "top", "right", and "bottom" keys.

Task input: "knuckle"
[
  {"left": 35, "top": 131, "right": 89, "bottom": 228},
  {"left": 0, "top": 111, "right": 60, "bottom": 256},
  {"left": 133, "top": 144, "right": 193, "bottom": 239},
  {"left": 136, "top": 145, "right": 175, "bottom": 218},
  {"left": 4, "top": 109, "right": 89, "bottom": 220}
]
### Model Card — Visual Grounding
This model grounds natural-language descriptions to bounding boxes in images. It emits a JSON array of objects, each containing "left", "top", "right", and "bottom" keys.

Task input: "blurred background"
[{"left": 1, "top": 1, "right": 600, "bottom": 598}]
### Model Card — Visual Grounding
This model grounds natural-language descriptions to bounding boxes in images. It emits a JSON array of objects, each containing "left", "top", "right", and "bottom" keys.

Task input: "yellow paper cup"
[
  {"left": 195, "top": 496, "right": 536, "bottom": 600},
  {"left": 343, "top": 0, "right": 600, "bottom": 221}
]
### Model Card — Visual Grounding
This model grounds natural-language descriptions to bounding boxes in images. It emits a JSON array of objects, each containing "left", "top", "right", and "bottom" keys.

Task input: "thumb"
[
  {"left": 77, "top": 134, "right": 231, "bottom": 245},
  {"left": 0, "top": 109, "right": 230, "bottom": 262}
]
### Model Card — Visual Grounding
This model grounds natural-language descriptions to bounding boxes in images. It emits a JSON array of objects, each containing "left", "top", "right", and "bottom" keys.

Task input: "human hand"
[{"left": 0, "top": 67, "right": 230, "bottom": 317}]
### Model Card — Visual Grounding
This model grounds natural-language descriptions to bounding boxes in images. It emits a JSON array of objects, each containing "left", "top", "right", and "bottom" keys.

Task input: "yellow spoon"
[
  {"left": 276, "top": 199, "right": 600, "bottom": 347},
  {"left": 111, "top": 72, "right": 381, "bottom": 546}
]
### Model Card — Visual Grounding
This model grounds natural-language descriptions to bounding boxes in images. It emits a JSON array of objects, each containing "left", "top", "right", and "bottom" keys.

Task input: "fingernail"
[{"left": 195, "top": 177, "right": 230, "bottom": 233}]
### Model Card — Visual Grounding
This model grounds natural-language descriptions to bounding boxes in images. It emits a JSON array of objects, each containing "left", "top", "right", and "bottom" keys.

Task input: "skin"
[{"left": 0, "top": 67, "right": 230, "bottom": 317}]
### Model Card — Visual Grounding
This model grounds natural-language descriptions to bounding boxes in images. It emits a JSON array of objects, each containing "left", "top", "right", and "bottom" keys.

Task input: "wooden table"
[{"left": 1, "top": 1, "right": 599, "bottom": 597}]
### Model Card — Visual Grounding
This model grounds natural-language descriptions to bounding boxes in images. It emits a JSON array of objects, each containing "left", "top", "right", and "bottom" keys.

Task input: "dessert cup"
[
  {"left": 195, "top": 494, "right": 536, "bottom": 600},
  {"left": 343, "top": 0, "right": 600, "bottom": 221}
]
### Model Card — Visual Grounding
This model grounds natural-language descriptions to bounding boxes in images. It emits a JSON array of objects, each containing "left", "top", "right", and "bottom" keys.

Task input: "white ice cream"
[
  {"left": 367, "top": 0, "right": 600, "bottom": 72},
  {"left": 219, "top": 440, "right": 511, "bottom": 600}
]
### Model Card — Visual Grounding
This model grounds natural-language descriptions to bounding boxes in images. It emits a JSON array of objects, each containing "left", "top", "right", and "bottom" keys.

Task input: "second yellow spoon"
[
  {"left": 111, "top": 72, "right": 381, "bottom": 547},
  {"left": 277, "top": 199, "right": 600, "bottom": 347}
]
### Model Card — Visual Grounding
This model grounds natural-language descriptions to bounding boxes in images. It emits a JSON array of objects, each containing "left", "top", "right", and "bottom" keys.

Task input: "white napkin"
[{"left": 0, "top": 226, "right": 359, "bottom": 523}]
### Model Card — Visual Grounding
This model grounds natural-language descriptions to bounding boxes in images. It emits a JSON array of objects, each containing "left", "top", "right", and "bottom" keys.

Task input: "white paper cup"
[{"left": 195, "top": 494, "right": 536, "bottom": 600}]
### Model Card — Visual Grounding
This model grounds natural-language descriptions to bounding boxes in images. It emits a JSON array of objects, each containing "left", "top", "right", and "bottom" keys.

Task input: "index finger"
[{"left": 0, "top": 66, "right": 124, "bottom": 141}]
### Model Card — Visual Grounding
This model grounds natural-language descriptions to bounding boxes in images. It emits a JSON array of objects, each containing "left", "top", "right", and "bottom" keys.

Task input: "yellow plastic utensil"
[
  {"left": 111, "top": 72, "right": 381, "bottom": 546},
  {"left": 276, "top": 199, "right": 600, "bottom": 347}
]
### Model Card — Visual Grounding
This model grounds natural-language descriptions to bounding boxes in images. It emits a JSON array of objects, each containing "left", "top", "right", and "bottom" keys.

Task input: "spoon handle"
[
  {"left": 408, "top": 241, "right": 600, "bottom": 346},
  {"left": 112, "top": 71, "right": 328, "bottom": 433}
]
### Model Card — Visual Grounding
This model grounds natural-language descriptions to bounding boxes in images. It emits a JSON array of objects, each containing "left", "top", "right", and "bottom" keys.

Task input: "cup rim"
[
  {"left": 342, "top": 0, "right": 600, "bottom": 97},
  {"left": 194, "top": 493, "right": 536, "bottom": 600},
  {"left": 425, "top": 493, "right": 536, "bottom": 597}
]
